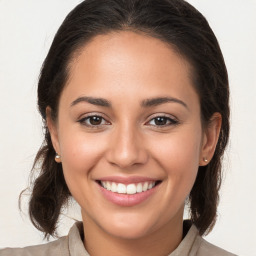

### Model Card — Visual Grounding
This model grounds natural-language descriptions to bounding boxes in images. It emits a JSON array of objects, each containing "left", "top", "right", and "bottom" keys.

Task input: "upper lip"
[{"left": 96, "top": 176, "right": 160, "bottom": 184}]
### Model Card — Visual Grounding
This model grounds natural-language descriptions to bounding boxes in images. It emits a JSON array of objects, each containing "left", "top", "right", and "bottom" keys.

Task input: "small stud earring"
[
  {"left": 203, "top": 157, "right": 208, "bottom": 163},
  {"left": 55, "top": 153, "right": 61, "bottom": 163}
]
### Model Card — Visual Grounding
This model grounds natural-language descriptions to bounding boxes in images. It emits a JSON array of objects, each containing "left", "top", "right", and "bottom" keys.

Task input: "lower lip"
[{"left": 97, "top": 183, "right": 159, "bottom": 207}]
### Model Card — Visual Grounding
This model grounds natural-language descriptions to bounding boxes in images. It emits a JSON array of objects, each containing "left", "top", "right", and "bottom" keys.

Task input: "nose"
[{"left": 105, "top": 123, "right": 149, "bottom": 169}]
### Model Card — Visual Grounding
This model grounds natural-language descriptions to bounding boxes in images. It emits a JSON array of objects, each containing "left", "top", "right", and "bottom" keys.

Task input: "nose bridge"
[{"left": 107, "top": 120, "right": 148, "bottom": 168}]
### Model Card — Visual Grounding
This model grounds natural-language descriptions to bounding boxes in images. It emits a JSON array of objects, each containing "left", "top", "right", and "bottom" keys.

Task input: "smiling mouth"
[{"left": 97, "top": 180, "right": 162, "bottom": 195}]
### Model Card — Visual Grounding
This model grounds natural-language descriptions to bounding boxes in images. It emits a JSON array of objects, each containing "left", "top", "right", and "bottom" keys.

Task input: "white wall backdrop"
[{"left": 0, "top": 1, "right": 255, "bottom": 255}]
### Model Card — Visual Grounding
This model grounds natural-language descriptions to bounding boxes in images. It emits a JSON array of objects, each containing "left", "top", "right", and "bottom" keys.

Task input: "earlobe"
[
  {"left": 200, "top": 113, "right": 222, "bottom": 166},
  {"left": 46, "top": 106, "right": 60, "bottom": 155}
]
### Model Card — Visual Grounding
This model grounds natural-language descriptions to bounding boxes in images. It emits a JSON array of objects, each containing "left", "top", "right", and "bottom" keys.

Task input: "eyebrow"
[
  {"left": 70, "top": 96, "right": 188, "bottom": 109},
  {"left": 141, "top": 97, "right": 188, "bottom": 109},
  {"left": 71, "top": 96, "right": 111, "bottom": 107}
]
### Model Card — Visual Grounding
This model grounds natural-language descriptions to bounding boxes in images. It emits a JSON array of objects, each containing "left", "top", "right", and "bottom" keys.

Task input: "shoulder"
[
  {"left": 196, "top": 236, "right": 238, "bottom": 256},
  {"left": 172, "top": 221, "right": 238, "bottom": 256},
  {"left": 0, "top": 222, "right": 86, "bottom": 256},
  {"left": 0, "top": 236, "right": 69, "bottom": 256}
]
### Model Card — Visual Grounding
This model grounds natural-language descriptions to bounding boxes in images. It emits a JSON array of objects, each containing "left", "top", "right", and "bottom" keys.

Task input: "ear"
[
  {"left": 46, "top": 106, "right": 60, "bottom": 155},
  {"left": 199, "top": 112, "right": 222, "bottom": 166}
]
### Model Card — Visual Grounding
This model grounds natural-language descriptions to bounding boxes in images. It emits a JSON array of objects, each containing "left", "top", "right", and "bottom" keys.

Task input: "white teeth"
[
  {"left": 100, "top": 181, "right": 157, "bottom": 194},
  {"left": 127, "top": 184, "right": 136, "bottom": 194},
  {"left": 117, "top": 183, "right": 126, "bottom": 194},
  {"left": 111, "top": 182, "right": 117, "bottom": 192},
  {"left": 142, "top": 182, "right": 148, "bottom": 192},
  {"left": 106, "top": 181, "right": 111, "bottom": 190},
  {"left": 102, "top": 181, "right": 107, "bottom": 189},
  {"left": 136, "top": 183, "right": 143, "bottom": 193},
  {"left": 148, "top": 182, "right": 155, "bottom": 189}
]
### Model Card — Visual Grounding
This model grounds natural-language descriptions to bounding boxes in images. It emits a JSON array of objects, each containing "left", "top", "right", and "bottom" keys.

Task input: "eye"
[
  {"left": 79, "top": 115, "right": 110, "bottom": 127},
  {"left": 147, "top": 116, "right": 178, "bottom": 127}
]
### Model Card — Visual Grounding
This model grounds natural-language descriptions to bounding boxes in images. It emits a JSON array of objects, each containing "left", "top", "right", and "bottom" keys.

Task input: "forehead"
[
  {"left": 62, "top": 31, "right": 199, "bottom": 109},
  {"left": 69, "top": 30, "right": 191, "bottom": 82}
]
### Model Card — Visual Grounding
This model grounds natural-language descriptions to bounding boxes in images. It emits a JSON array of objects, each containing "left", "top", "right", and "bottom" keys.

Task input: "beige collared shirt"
[{"left": 0, "top": 222, "right": 237, "bottom": 256}]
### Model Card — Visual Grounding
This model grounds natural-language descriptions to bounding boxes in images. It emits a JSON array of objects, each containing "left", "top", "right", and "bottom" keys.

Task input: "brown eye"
[
  {"left": 154, "top": 117, "right": 169, "bottom": 126},
  {"left": 79, "top": 115, "right": 110, "bottom": 127},
  {"left": 147, "top": 116, "right": 178, "bottom": 127},
  {"left": 89, "top": 116, "right": 103, "bottom": 125}
]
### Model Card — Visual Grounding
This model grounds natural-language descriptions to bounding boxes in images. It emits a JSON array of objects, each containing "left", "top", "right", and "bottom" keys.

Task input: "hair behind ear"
[
  {"left": 189, "top": 155, "right": 222, "bottom": 235},
  {"left": 26, "top": 131, "right": 71, "bottom": 238}
]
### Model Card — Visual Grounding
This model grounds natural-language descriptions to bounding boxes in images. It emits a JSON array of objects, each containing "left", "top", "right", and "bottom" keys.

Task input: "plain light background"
[{"left": 0, "top": 1, "right": 255, "bottom": 255}]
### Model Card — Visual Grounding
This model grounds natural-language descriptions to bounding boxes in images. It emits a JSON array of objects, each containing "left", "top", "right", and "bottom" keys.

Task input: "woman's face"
[{"left": 48, "top": 31, "right": 218, "bottom": 239}]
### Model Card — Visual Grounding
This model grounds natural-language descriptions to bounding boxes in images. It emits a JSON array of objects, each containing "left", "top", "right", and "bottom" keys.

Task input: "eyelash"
[
  {"left": 146, "top": 115, "right": 179, "bottom": 127},
  {"left": 78, "top": 114, "right": 110, "bottom": 129},
  {"left": 78, "top": 114, "right": 179, "bottom": 129}
]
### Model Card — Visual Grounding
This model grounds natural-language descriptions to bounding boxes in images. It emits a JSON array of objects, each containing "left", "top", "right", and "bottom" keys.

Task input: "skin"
[{"left": 47, "top": 31, "right": 221, "bottom": 256}]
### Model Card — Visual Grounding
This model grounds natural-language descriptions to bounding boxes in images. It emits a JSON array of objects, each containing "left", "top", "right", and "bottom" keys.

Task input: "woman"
[{"left": 0, "top": 0, "right": 237, "bottom": 255}]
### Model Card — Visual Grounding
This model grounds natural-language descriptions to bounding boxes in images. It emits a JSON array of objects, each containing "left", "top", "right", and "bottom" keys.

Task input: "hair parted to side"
[{"left": 24, "top": 0, "right": 229, "bottom": 238}]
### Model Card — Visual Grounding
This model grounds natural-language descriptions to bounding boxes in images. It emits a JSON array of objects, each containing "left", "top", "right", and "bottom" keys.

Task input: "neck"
[{"left": 82, "top": 211, "right": 184, "bottom": 256}]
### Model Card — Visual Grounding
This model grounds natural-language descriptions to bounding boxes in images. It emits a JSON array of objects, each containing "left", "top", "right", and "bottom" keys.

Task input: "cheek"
[
  {"left": 151, "top": 127, "right": 202, "bottom": 193},
  {"left": 154, "top": 129, "right": 201, "bottom": 163},
  {"left": 57, "top": 126, "right": 107, "bottom": 189}
]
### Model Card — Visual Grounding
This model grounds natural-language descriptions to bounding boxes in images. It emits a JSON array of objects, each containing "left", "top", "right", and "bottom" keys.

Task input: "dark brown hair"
[{"left": 25, "top": 0, "right": 229, "bottom": 238}]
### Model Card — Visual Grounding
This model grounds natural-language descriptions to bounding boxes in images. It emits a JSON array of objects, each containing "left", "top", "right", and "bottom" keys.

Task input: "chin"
[
  {"left": 96, "top": 211, "right": 160, "bottom": 240},
  {"left": 104, "top": 223, "right": 153, "bottom": 240}
]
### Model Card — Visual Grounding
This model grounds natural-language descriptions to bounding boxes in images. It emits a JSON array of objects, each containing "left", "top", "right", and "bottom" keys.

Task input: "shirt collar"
[{"left": 68, "top": 221, "right": 201, "bottom": 256}]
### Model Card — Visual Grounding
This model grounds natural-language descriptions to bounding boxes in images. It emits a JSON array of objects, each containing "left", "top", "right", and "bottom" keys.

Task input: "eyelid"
[
  {"left": 146, "top": 113, "right": 178, "bottom": 121},
  {"left": 145, "top": 113, "right": 179, "bottom": 126},
  {"left": 78, "top": 113, "right": 111, "bottom": 127},
  {"left": 77, "top": 112, "right": 179, "bottom": 128},
  {"left": 77, "top": 111, "right": 109, "bottom": 120}
]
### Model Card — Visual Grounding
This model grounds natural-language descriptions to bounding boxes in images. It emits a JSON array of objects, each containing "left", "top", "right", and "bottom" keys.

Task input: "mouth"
[{"left": 97, "top": 180, "right": 162, "bottom": 195}]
